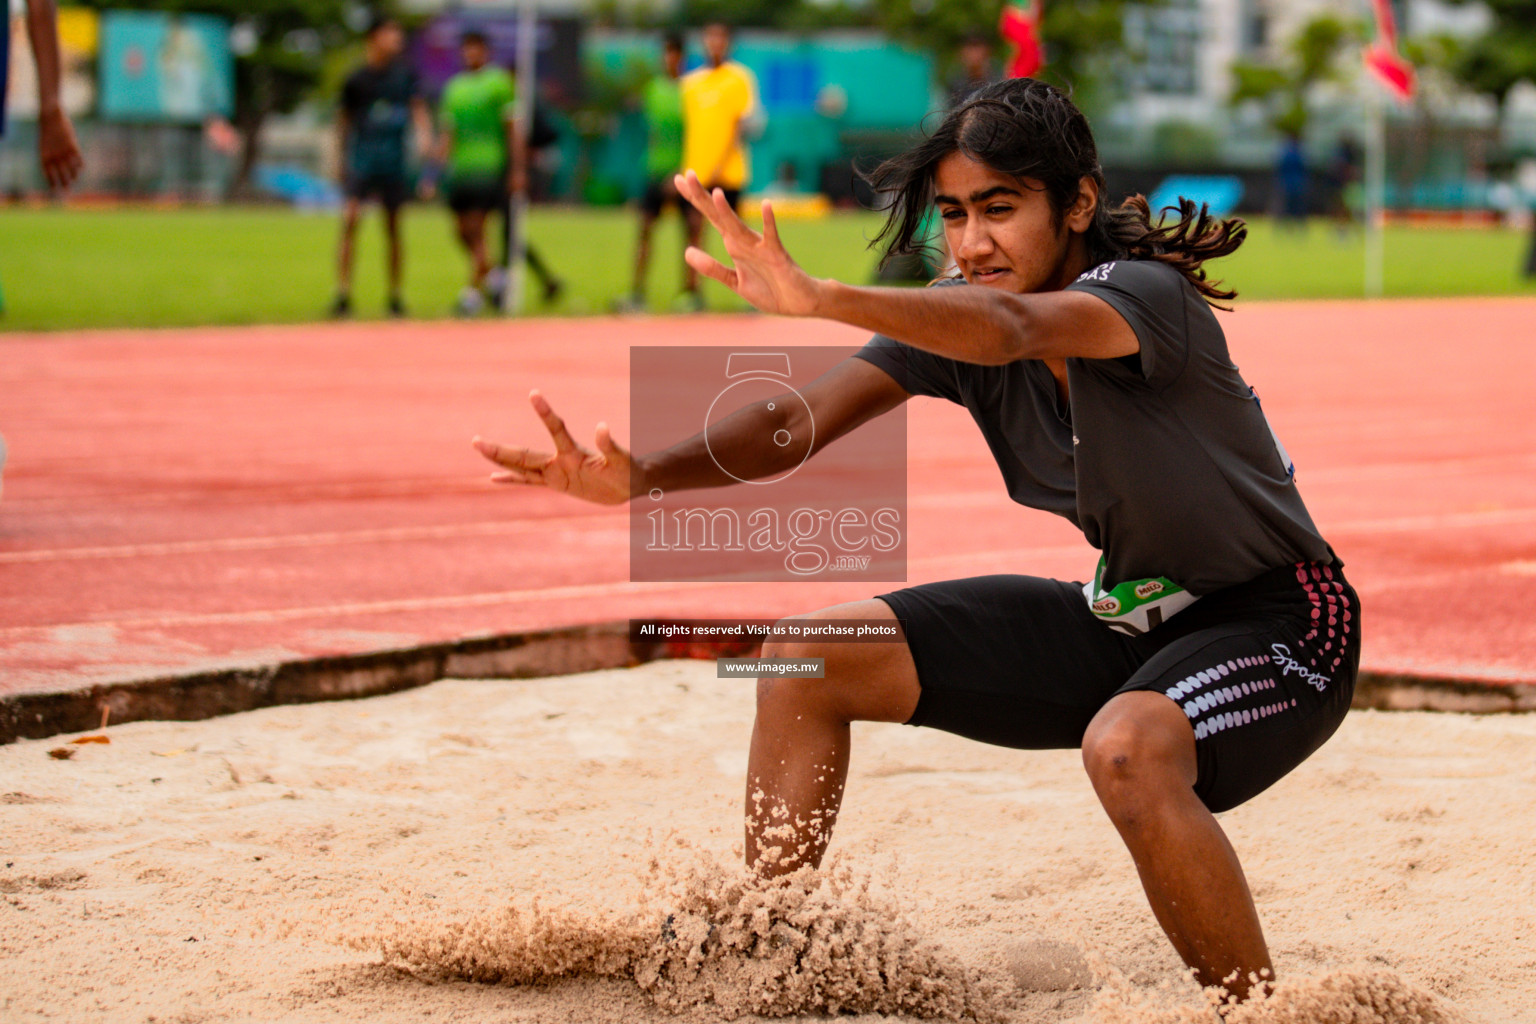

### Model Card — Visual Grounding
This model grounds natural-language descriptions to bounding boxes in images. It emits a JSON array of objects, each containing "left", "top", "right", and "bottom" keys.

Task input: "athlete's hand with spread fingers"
[
  {"left": 473, "top": 390, "right": 635, "bottom": 505},
  {"left": 674, "top": 169, "right": 823, "bottom": 317}
]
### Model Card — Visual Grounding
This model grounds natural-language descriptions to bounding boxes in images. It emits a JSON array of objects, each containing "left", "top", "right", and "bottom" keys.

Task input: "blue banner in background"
[{"left": 100, "top": 11, "right": 232, "bottom": 123}]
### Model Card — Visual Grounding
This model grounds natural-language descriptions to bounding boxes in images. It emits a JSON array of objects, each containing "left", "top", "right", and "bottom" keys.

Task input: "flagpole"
[
  {"left": 506, "top": 0, "right": 536, "bottom": 315},
  {"left": 1364, "top": 80, "right": 1386, "bottom": 299}
]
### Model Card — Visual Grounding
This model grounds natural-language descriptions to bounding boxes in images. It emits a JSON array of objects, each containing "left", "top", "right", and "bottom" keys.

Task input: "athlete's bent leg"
[
  {"left": 1081, "top": 691, "right": 1272, "bottom": 1001},
  {"left": 746, "top": 599, "right": 919, "bottom": 876}
]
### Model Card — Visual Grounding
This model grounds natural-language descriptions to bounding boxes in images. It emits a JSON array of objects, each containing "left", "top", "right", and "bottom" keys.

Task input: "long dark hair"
[{"left": 866, "top": 78, "right": 1246, "bottom": 308}]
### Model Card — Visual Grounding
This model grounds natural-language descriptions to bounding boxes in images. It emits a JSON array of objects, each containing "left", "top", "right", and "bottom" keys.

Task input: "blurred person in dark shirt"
[
  {"left": 331, "top": 14, "right": 431, "bottom": 318},
  {"left": 947, "top": 31, "right": 998, "bottom": 109}
]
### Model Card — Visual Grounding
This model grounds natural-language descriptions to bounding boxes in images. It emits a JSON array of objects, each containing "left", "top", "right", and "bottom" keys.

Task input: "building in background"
[{"left": 1099, "top": 0, "right": 1518, "bottom": 216}]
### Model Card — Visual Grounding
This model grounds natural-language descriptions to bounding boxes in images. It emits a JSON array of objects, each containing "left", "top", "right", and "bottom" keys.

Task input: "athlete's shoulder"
[
  {"left": 1067, "top": 259, "right": 1194, "bottom": 310},
  {"left": 1069, "top": 258, "right": 1178, "bottom": 287}
]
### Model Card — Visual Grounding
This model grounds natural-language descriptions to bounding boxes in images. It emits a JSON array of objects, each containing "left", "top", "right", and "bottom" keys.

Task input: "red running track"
[{"left": 3, "top": 301, "right": 1535, "bottom": 698}]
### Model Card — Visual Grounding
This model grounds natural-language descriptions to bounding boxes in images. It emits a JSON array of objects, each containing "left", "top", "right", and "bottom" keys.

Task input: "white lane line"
[
  {"left": 0, "top": 538, "right": 1526, "bottom": 638},
  {"left": 0, "top": 491, "right": 1018, "bottom": 563},
  {"left": 1329, "top": 507, "right": 1536, "bottom": 533},
  {"left": 0, "top": 543, "right": 1094, "bottom": 637},
  {"left": 5, "top": 496, "right": 1533, "bottom": 566},
  {"left": 4, "top": 447, "right": 1532, "bottom": 515},
  {"left": 0, "top": 515, "right": 626, "bottom": 563},
  {"left": 0, "top": 476, "right": 495, "bottom": 510},
  {"left": 0, "top": 578, "right": 679, "bottom": 635}
]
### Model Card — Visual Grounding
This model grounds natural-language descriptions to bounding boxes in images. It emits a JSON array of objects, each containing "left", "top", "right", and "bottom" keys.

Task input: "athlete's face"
[
  {"left": 375, "top": 23, "right": 404, "bottom": 59},
  {"left": 663, "top": 44, "right": 683, "bottom": 78},
  {"left": 462, "top": 39, "right": 489, "bottom": 70},
  {"left": 703, "top": 25, "right": 730, "bottom": 66},
  {"left": 933, "top": 151, "right": 1097, "bottom": 294}
]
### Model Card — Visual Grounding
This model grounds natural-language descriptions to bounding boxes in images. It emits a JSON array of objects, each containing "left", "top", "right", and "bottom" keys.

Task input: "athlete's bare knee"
[
  {"left": 756, "top": 638, "right": 836, "bottom": 718},
  {"left": 1082, "top": 709, "right": 1191, "bottom": 829}
]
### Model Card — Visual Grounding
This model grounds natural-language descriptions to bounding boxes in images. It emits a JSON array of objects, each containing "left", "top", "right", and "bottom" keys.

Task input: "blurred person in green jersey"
[
  {"left": 614, "top": 31, "right": 686, "bottom": 313},
  {"left": 331, "top": 14, "right": 431, "bottom": 319},
  {"left": 436, "top": 29, "right": 559, "bottom": 316}
]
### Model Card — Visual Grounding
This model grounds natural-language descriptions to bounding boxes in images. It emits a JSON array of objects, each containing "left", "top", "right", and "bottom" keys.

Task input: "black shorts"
[
  {"left": 446, "top": 177, "right": 507, "bottom": 213},
  {"left": 640, "top": 179, "right": 685, "bottom": 218},
  {"left": 346, "top": 171, "right": 410, "bottom": 210},
  {"left": 877, "top": 559, "right": 1360, "bottom": 813}
]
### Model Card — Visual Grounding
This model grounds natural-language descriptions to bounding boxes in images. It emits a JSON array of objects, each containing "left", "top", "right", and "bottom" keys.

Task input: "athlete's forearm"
[
  {"left": 634, "top": 391, "right": 807, "bottom": 496},
  {"left": 811, "top": 278, "right": 1030, "bottom": 366},
  {"left": 24, "top": 0, "right": 64, "bottom": 114}
]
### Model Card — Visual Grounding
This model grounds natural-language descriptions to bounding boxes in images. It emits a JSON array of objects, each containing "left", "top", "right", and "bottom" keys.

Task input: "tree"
[
  {"left": 1229, "top": 13, "right": 1364, "bottom": 135},
  {"left": 1448, "top": 0, "right": 1536, "bottom": 101},
  {"left": 80, "top": 0, "right": 360, "bottom": 196},
  {"left": 1442, "top": 0, "right": 1536, "bottom": 276},
  {"left": 661, "top": 0, "right": 1149, "bottom": 107},
  {"left": 672, "top": 0, "right": 873, "bottom": 33},
  {"left": 869, "top": 0, "right": 1151, "bottom": 109}
]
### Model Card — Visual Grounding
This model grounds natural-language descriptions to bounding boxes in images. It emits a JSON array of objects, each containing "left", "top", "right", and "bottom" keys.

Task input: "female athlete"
[{"left": 472, "top": 78, "right": 1359, "bottom": 1003}]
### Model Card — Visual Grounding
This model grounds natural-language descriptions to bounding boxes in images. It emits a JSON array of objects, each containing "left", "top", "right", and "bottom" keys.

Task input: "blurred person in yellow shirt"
[{"left": 679, "top": 22, "right": 758, "bottom": 311}]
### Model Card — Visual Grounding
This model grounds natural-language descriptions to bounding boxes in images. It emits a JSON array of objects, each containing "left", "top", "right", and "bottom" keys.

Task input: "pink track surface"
[{"left": 3, "top": 302, "right": 1535, "bottom": 698}]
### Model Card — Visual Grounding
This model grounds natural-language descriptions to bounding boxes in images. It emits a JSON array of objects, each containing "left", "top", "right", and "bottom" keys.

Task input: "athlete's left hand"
[{"left": 674, "top": 170, "right": 822, "bottom": 317}]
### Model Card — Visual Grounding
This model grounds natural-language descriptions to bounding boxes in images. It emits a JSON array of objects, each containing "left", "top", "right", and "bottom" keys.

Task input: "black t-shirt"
[
  {"left": 853, "top": 262, "right": 1333, "bottom": 595},
  {"left": 341, "top": 61, "right": 420, "bottom": 177}
]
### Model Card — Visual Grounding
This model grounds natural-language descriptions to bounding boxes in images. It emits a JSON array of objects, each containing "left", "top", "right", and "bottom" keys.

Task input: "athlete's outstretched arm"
[
  {"left": 674, "top": 170, "right": 1136, "bottom": 366},
  {"left": 472, "top": 357, "right": 908, "bottom": 503}
]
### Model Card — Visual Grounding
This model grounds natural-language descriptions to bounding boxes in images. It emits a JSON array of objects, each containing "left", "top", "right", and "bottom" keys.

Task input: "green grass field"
[{"left": 2, "top": 204, "right": 1532, "bottom": 332}]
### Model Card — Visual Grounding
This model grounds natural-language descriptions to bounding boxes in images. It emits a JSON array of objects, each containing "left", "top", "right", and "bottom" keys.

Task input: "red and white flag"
[
  {"left": 999, "top": 0, "right": 1045, "bottom": 80},
  {"left": 1364, "top": 0, "right": 1415, "bottom": 102}
]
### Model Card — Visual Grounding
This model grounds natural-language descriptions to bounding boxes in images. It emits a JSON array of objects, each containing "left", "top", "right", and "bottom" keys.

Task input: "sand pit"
[{"left": 2, "top": 660, "right": 1532, "bottom": 1023}]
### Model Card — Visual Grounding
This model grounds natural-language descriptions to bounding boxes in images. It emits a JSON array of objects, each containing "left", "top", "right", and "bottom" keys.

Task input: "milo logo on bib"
[{"left": 1083, "top": 556, "right": 1199, "bottom": 636}]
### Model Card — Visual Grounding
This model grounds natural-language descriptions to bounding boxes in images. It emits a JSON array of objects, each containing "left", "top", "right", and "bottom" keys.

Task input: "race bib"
[{"left": 1083, "top": 556, "right": 1199, "bottom": 636}]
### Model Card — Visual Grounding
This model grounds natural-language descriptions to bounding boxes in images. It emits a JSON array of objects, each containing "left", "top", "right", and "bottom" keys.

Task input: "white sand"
[{"left": 2, "top": 661, "right": 1532, "bottom": 1023}]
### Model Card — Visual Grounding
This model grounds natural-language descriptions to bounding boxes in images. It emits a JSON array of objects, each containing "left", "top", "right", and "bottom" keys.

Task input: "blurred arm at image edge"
[{"left": 20, "top": 0, "right": 83, "bottom": 189}]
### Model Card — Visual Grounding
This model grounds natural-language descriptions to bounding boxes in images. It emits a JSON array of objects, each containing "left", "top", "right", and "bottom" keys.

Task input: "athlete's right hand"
[
  {"left": 472, "top": 390, "right": 635, "bottom": 505},
  {"left": 674, "top": 169, "right": 822, "bottom": 318}
]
